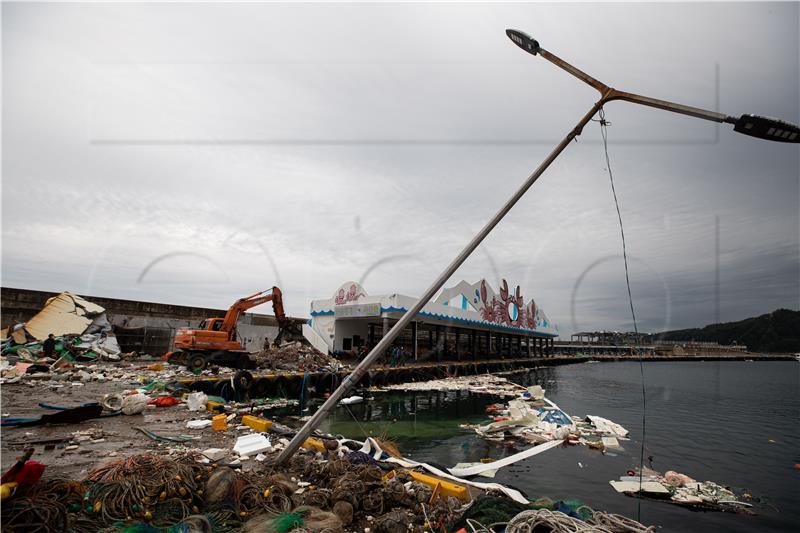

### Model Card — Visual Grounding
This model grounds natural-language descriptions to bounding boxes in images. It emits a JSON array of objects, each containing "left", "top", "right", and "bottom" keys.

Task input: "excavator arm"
[{"left": 220, "top": 287, "right": 287, "bottom": 341}]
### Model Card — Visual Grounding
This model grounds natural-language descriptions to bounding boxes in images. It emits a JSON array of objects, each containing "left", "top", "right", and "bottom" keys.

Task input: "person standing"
[{"left": 42, "top": 334, "right": 56, "bottom": 358}]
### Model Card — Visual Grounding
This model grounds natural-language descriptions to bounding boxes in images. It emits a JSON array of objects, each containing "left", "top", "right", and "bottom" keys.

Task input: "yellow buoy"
[{"left": 0, "top": 482, "right": 18, "bottom": 501}]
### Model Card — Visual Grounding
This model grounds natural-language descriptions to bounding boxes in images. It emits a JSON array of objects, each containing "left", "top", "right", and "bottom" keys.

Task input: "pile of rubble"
[
  {"left": 1, "top": 292, "right": 124, "bottom": 381},
  {"left": 466, "top": 384, "right": 630, "bottom": 452},
  {"left": 377, "top": 374, "right": 525, "bottom": 396},
  {"left": 1, "top": 419, "right": 658, "bottom": 533},
  {"left": 254, "top": 341, "right": 345, "bottom": 372}
]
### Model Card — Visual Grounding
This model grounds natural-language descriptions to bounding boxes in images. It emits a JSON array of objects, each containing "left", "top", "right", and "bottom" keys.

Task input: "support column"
[
  {"left": 527, "top": 336, "right": 532, "bottom": 357},
  {"left": 368, "top": 324, "right": 375, "bottom": 346},
  {"left": 411, "top": 321, "right": 418, "bottom": 361},
  {"left": 471, "top": 330, "right": 477, "bottom": 361},
  {"left": 435, "top": 325, "right": 442, "bottom": 362},
  {"left": 455, "top": 328, "right": 461, "bottom": 361},
  {"left": 381, "top": 317, "right": 390, "bottom": 363}
]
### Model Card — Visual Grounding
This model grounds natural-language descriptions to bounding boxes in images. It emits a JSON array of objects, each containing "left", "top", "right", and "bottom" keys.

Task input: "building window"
[
  {"left": 343, "top": 337, "right": 352, "bottom": 350},
  {"left": 353, "top": 335, "right": 362, "bottom": 347}
]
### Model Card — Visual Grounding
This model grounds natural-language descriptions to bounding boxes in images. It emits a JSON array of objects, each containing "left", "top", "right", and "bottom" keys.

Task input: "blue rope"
[{"left": 299, "top": 371, "right": 309, "bottom": 414}]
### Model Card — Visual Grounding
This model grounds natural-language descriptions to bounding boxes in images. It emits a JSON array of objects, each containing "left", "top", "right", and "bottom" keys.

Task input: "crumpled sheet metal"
[{"left": 24, "top": 292, "right": 105, "bottom": 340}]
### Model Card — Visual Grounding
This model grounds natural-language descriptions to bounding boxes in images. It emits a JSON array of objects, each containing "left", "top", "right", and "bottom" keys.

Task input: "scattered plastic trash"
[
  {"left": 201, "top": 448, "right": 227, "bottom": 461},
  {"left": 100, "top": 393, "right": 123, "bottom": 412},
  {"left": 233, "top": 433, "right": 271, "bottom": 456},
  {"left": 187, "top": 391, "right": 208, "bottom": 412},
  {"left": 148, "top": 396, "right": 181, "bottom": 407},
  {"left": 610, "top": 468, "right": 754, "bottom": 513},
  {"left": 602, "top": 436, "right": 622, "bottom": 451},
  {"left": 340, "top": 395, "right": 364, "bottom": 405},
  {"left": 212, "top": 413, "right": 228, "bottom": 432},
  {"left": 242, "top": 414, "right": 272, "bottom": 432},
  {"left": 587, "top": 415, "right": 630, "bottom": 438},
  {"left": 186, "top": 419, "right": 212, "bottom": 429},
  {"left": 121, "top": 393, "right": 148, "bottom": 415}
]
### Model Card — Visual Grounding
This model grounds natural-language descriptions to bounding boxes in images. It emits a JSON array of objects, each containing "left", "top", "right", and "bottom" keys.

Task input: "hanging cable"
[{"left": 595, "top": 107, "right": 647, "bottom": 522}]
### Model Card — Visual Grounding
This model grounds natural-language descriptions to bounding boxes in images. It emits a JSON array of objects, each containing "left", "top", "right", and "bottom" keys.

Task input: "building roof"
[{"left": 310, "top": 279, "right": 558, "bottom": 337}]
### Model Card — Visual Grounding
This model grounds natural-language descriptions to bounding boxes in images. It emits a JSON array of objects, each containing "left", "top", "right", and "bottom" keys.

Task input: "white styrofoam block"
[{"left": 233, "top": 433, "right": 271, "bottom": 456}]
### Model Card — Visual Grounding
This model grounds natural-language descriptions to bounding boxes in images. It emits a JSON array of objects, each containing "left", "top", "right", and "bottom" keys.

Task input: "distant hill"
[{"left": 657, "top": 309, "right": 800, "bottom": 353}]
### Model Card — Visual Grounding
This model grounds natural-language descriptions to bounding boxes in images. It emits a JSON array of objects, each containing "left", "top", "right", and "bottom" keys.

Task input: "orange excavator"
[{"left": 168, "top": 287, "right": 300, "bottom": 370}]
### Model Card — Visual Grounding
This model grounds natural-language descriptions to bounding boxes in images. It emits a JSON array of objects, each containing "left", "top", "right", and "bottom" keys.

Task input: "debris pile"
[
  {"left": 1, "top": 435, "right": 657, "bottom": 533},
  {"left": 378, "top": 374, "right": 524, "bottom": 396},
  {"left": 464, "top": 384, "right": 630, "bottom": 453},
  {"left": 255, "top": 341, "right": 343, "bottom": 372},
  {"left": 1, "top": 292, "right": 123, "bottom": 375},
  {"left": 610, "top": 467, "right": 754, "bottom": 513}
]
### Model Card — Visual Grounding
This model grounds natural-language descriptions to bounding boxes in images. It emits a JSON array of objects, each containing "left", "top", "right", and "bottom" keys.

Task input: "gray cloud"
[{"left": 2, "top": 2, "right": 798, "bottom": 335}]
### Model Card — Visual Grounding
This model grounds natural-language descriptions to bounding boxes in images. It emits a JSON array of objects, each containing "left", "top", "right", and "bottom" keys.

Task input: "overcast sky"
[{"left": 2, "top": 2, "right": 798, "bottom": 335}]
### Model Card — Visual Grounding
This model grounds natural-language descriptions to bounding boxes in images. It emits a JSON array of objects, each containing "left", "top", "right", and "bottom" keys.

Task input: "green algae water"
[{"left": 312, "top": 361, "right": 798, "bottom": 533}]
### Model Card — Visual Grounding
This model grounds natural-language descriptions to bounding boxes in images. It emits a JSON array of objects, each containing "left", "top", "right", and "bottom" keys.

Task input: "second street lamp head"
[
  {"left": 732, "top": 114, "right": 800, "bottom": 143},
  {"left": 506, "top": 29, "right": 540, "bottom": 56}
]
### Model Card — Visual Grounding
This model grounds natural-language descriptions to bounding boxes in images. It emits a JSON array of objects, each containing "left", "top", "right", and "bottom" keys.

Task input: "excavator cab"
[{"left": 197, "top": 318, "right": 225, "bottom": 331}]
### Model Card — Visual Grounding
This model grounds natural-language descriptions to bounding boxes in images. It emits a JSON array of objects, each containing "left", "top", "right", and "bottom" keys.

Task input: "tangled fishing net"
[{"left": 1, "top": 450, "right": 656, "bottom": 533}]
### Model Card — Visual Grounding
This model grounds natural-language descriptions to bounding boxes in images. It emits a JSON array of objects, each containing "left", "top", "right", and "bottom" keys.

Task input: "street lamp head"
[
  {"left": 732, "top": 114, "right": 799, "bottom": 143},
  {"left": 506, "top": 29, "right": 540, "bottom": 56}
]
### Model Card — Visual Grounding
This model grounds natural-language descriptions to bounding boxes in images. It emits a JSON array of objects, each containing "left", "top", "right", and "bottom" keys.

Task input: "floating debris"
[
  {"left": 378, "top": 374, "right": 525, "bottom": 397},
  {"left": 610, "top": 467, "right": 754, "bottom": 513}
]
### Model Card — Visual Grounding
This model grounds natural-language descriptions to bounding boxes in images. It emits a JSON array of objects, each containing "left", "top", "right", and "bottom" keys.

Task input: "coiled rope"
[{"left": 500, "top": 507, "right": 656, "bottom": 533}]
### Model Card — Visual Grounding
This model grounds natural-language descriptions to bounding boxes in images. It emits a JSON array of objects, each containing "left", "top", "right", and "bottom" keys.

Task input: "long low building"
[{"left": 308, "top": 279, "right": 558, "bottom": 360}]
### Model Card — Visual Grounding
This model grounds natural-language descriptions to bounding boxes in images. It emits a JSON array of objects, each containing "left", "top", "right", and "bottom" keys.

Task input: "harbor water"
[{"left": 318, "top": 360, "right": 799, "bottom": 532}]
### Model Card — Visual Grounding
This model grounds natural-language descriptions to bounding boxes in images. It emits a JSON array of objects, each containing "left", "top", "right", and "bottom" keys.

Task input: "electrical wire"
[{"left": 596, "top": 107, "right": 647, "bottom": 522}]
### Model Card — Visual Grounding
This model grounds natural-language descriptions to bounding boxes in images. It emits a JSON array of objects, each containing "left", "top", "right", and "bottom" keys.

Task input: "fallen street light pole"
[{"left": 274, "top": 29, "right": 800, "bottom": 465}]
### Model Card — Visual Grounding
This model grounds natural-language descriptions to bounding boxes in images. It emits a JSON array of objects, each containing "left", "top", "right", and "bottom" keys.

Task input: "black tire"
[
  {"left": 187, "top": 352, "right": 208, "bottom": 371},
  {"left": 167, "top": 350, "right": 186, "bottom": 365},
  {"left": 233, "top": 370, "right": 254, "bottom": 392},
  {"left": 250, "top": 378, "right": 269, "bottom": 399}
]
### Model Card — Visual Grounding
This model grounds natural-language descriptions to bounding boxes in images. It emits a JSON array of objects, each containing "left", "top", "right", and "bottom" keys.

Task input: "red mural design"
[
  {"left": 335, "top": 283, "right": 361, "bottom": 305},
  {"left": 479, "top": 279, "right": 537, "bottom": 330}
]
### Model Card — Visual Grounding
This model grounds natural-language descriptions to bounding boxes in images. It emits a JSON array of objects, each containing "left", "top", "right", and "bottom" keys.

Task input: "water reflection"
[{"left": 318, "top": 389, "right": 498, "bottom": 442}]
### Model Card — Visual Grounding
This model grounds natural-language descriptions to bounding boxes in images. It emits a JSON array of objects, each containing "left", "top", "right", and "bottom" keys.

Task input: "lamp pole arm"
[
  {"left": 605, "top": 89, "right": 733, "bottom": 124},
  {"left": 535, "top": 44, "right": 734, "bottom": 125}
]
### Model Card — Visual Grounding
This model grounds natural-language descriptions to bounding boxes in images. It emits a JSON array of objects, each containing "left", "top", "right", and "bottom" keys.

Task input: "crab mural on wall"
[
  {"left": 479, "top": 279, "right": 538, "bottom": 330},
  {"left": 334, "top": 281, "right": 366, "bottom": 306}
]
